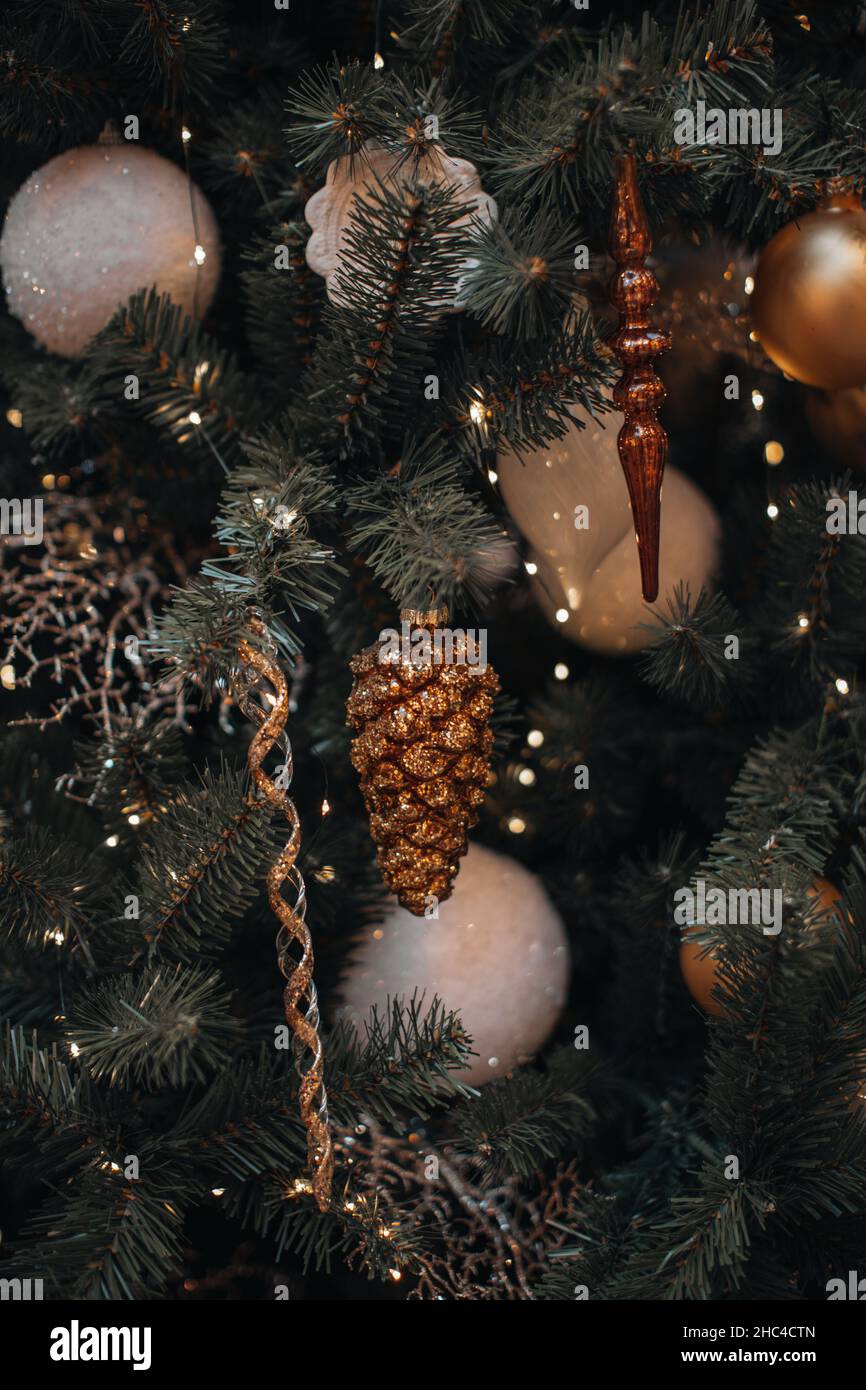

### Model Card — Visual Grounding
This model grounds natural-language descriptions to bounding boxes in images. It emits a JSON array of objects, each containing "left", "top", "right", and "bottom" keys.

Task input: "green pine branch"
[
  {"left": 294, "top": 175, "right": 472, "bottom": 446},
  {"left": 327, "top": 994, "right": 474, "bottom": 1125},
  {"left": 68, "top": 963, "right": 242, "bottom": 1088},
  {"left": 89, "top": 289, "right": 267, "bottom": 471},
  {"left": 134, "top": 763, "right": 282, "bottom": 963},
  {"left": 453, "top": 1047, "right": 596, "bottom": 1182},
  {"left": 344, "top": 433, "right": 513, "bottom": 611}
]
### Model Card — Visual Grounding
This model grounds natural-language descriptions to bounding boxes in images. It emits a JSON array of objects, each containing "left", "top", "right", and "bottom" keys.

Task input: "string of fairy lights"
[
  {"left": 2, "top": 45, "right": 861, "bottom": 922},
  {"left": 739, "top": 264, "right": 856, "bottom": 701}
]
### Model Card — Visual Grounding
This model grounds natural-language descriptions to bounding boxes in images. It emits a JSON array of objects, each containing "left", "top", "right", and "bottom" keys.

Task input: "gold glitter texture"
[
  {"left": 347, "top": 614, "right": 499, "bottom": 915},
  {"left": 238, "top": 617, "right": 333, "bottom": 1211}
]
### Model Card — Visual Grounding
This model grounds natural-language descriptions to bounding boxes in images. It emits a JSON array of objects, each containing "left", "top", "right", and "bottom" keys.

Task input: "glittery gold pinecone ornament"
[{"left": 347, "top": 611, "right": 499, "bottom": 915}]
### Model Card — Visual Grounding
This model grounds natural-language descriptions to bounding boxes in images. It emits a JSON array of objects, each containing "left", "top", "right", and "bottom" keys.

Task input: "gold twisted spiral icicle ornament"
[{"left": 237, "top": 616, "right": 333, "bottom": 1212}]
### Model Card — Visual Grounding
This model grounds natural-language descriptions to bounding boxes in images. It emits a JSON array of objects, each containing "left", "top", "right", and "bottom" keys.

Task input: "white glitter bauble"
[
  {"left": 338, "top": 842, "right": 570, "bottom": 1086},
  {"left": 1, "top": 143, "right": 221, "bottom": 357},
  {"left": 498, "top": 399, "right": 721, "bottom": 656}
]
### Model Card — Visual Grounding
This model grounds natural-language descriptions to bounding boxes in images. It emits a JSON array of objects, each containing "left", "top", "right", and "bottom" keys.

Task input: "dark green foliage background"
[{"left": 2, "top": 0, "right": 866, "bottom": 1300}]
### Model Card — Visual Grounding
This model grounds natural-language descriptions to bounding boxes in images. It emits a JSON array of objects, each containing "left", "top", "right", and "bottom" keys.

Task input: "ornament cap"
[
  {"left": 820, "top": 192, "right": 864, "bottom": 214},
  {"left": 97, "top": 120, "right": 123, "bottom": 146},
  {"left": 400, "top": 605, "right": 449, "bottom": 627},
  {"left": 817, "top": 176, "right": 862, "bottom": 211}
]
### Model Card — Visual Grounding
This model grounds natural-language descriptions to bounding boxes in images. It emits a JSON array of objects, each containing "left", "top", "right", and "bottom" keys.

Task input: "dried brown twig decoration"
[
  {"left": 340, "top": 1119, "right": 580, "bottom": 1299},
  {"left": 0, "top": 493, "right": 195, "bottom": 731},
  {"left": 237, "top": 615, "right": 333, "bottom": 1212}
]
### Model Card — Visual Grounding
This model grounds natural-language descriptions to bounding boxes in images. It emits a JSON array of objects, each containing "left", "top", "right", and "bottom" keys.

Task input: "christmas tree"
[{"left": 2, "top": 0, "right": 866, "bottom": 1313}]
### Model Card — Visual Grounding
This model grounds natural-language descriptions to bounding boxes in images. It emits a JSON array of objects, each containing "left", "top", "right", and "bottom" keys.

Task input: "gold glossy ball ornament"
[
  {"left": 680, "top": 877, "right": 844, "bottom": 1017},
  {"left": 751, "top": 194, "right": 866, "bottom": 390},
  {"left": 805, "top": 383, "right": 866, "bottom": 465}
]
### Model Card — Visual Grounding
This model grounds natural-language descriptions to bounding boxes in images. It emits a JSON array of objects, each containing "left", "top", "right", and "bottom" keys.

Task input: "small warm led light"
[
  {"left": 69, "top": 1042, "right": 81, "bottom": 1058},
  {"left": 182, "top": 125, "right": 192, "bottom": 142},
  {"left": 554, "top": 662, "right": 569, "bottom": 680},
  {"left": 798, "top": 614, "right": 810, "bottom": 630},
  {"left": 508, "top": 816, "right": 526, "bottom": 834},
  {"left": 555, "top": 607, "right": 569, "bottom": 623},
  {"left": 188, "top": 410, "right": 202, "bottom": 426},
  {"left": 469, "top": 399, "right": 485, "bottom": 426},
  {"left": 389, "top": 1269, "right": 402, "bottom": 1281},
  {"left": 194, "top": 244, "right": 206, "bottom": 265},
  {"left": 373, "top": 51, "right": 385, "bottom": 69},
  {"left": 766, "top": 503, "right": 779, "bottom": 519},
  {"left": 487, "top": 469, "right": 498, "bottom": 484},
  {"left": 212, "top": 1187, "right": 225, "bottom": 1197},
  {"left": 105, "top": 835, "right": 119, "bottom": 848},
  {"left": 5, "top": 408, "right": 22, "bottom": 428},
  {"left": 524, "top": 560, "right": 538, "bottom": 575},
  {"left": 1, "top": 664, "right": 16, "bottom": 690},
  {"left": 751, "top": 390, "right": 764, "bottom": 411},
  {"left": 836, "top": 677, "right": 850, "bottom": 695},
  {"left": 744, "top": 275, "right": 755, "bottom": 295},
  {"left": 321, "top": 798, "right": 331, "bottom": 816},
  {"left": 128, "top": 813, "right": 141, "bottom": 826},
  {"left": 765, "top": 440, "right": 784, "bottom": 465},
  {"left": 527, "top": 729, "right": 544, "bottom": 748},
  {"left": 518, "top": 767, "right": 536, "bottom": 786},
  {"left": 52, "top": 928, "right": 65, "bottom": 946}
]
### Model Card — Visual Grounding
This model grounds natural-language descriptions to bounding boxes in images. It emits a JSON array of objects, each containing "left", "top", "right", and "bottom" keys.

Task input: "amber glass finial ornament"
[
  {"left": 751, "top": 185, "right": 866, "bottom": 390},
  {"left": 347, "top": 608, "right": 499, "bottom": 915},
  {"left": 607, "top": 153, "right": 671, "bottom": 603}
]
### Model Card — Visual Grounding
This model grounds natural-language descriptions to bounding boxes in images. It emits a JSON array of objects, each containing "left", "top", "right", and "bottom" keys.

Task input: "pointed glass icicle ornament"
[{"left": 607, "top": 153, "right": 671, "bottom": 602}]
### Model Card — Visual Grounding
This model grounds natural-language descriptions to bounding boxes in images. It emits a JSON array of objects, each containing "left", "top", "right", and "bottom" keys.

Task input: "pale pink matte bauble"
[
  {"left": 0, "top": 144, "right": 221, "bottom": 357},
  {"left": 498, "top": 402, "right": 721, "bottom": 655},
  {"left": 338, "top": 842, "right": 570, "bottom": 1086}
]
